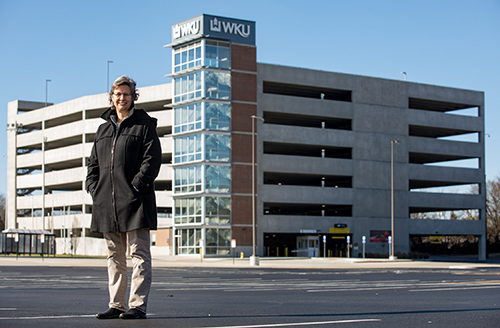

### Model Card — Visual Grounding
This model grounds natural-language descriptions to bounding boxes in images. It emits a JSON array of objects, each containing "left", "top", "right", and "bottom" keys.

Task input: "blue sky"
[{"left": 0, "top": 0, "right": 499, "bottom": 195}]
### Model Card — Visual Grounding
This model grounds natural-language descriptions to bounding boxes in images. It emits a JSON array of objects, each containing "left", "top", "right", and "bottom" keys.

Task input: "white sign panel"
[{"left": 172, "top": 14, "right": 256, "bottom": 46}]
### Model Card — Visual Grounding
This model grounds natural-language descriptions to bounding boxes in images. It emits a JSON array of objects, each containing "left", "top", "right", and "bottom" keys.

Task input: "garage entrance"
[{"left": 264, "top": 233, "right": 351, "bottom": 257}]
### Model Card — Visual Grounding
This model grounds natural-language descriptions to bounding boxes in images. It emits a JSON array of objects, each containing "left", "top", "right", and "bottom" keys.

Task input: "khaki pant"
[{"left": 103, "top": 228, "right": 151, "bottom": 313}]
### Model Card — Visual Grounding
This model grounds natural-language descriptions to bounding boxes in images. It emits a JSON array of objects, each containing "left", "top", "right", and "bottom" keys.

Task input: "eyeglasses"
[{"left": 112, "top": 92, "right": 132, "bottom": 98}]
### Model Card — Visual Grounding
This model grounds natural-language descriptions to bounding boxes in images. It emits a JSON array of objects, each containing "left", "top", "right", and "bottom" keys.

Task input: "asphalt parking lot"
[{"left": 1, "top": 255, "right": 500, "bottom": 328}]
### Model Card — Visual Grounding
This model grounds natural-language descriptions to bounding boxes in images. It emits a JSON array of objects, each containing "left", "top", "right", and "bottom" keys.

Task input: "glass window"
[
  {"left": 205, "top": 44, "right": 218, "bottom": 68},
  {"left": 181, "top": 199, "right": 187, "bottom": 216},
  {"left": 177, "top": 228, "right": 202, "bottom": 255},
  {"left": 206, "top": 197, "right": 216, "bottom": 217},
  {"left": 206, "top": 228, "right": 231, "bottom": 255},
  {"left": 174, "top": 101, "right": 230, "bottom": 134},
  {"left": 174, "top": 165, "right": 203, "bottom": 194},
  {"left": 188, "top": 229, "right": 195, "bottom": 248},
  {"left": 204, "top": 41, "right": 230, "bottom": 69},
  {"left": 174, "top": 134, "right": 202, "bottom": 164},
  {"left": 218, "top": 229, "right": 230, "bottom": 247},
  {"left": 206, "top": 228, "right": 217, "bottom": 247},
  {"left": 181, "top": 229, "right": 187, "bottom": 247},
  {"left": 174, "top": 102, "right": 202, "bottom": 134},
  {"left": 188, "top": 166, "right": 195, "bottom": 192},
  {"left": 174, "top": 71, "right": 202, "bottom": 103},
  {"left": 174, "top": 53, "right": 181, "bottom": 67},
  {"left": 205, "top": 133, "right": 230, "bottom": 162},
  {"left": 196, "top": 47, "right": 201, "bottom": 66},
  {"left": 173, "top": 42, "right": 202, "bottom": 73},
  {"left": 206, "top": 102, "right": 230, "bottom": 131},
  {"left": 206, "top": 196, "right": 231, "bottom": 224},
  {"left": 218, "top": 45, "right": 230, "bottom": 69},
  {"left": 205, "top": 165, "right": 230, "bottom": 193},
  {"left": 174, "top": 132, "right": 230, "bottom": 164},
  {"left": 205, "top": 71, "right": 230, "bottom": 100}
]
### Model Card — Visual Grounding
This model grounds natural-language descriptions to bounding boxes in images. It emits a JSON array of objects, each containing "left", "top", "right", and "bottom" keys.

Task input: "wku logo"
[
  {"left": 210, "top": 18, "right": 250, "bottom": 38},
  {"left": 173, "top": 20, "right": 200, "bottom": 39}
]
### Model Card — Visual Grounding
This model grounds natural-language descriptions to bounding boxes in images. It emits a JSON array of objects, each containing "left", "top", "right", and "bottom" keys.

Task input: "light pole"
[
  {"left": 401, "top": 72, "right": 407, "bottom": 81},
  {"left": 45, "top": 79, "right": 51, "bottom": 107},
  {"left": 107, "top": 61, "right": 113, "bottom": 92},
  {"left": 250, "top": 115, "right": 263, "bottom": 266},
  {"left": 390, "top": 140, "right": 400, "bottom": 260}
]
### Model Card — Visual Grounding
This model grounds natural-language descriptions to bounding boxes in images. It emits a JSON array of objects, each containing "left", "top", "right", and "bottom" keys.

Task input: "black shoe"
[
  {"left": 119, "top": 308, "right": 147, "bottom": 319},
  {"left": 95, "top": 308, "right": 124, "bottom": 319}
]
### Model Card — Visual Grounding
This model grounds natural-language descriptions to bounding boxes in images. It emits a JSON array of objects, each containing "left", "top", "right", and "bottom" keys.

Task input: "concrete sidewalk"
[{"left": 2, "top": 255, "right": 500, "bottom": 270}]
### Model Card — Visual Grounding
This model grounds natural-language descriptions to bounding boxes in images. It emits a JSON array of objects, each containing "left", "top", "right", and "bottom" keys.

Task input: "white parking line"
[
  {"left": 410, "top": 285, "right": 500, "bottom": 292},
  {"left": 204, "top": 319, "right": 381, "bottom": 328},
  {"left": 0, "top": 314, "right": 95, "bottom": 320},
  {"left": 0, "top": 316, "right": 380, "bottom": 326}
]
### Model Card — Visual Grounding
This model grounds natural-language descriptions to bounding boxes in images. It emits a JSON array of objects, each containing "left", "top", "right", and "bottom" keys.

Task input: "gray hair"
[{"left": 108, "top": 75, "right": 140, "bottom": 108}]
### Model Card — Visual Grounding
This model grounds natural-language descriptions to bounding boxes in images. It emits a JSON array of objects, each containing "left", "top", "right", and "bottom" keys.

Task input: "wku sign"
[{"left": 172, "top": 14, "right": 255, "bottom": 46}]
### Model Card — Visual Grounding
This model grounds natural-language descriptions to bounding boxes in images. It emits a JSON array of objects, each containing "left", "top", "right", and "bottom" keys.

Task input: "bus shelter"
[{"left": 1, "top": 229, "right": 56, "bottom": 256}]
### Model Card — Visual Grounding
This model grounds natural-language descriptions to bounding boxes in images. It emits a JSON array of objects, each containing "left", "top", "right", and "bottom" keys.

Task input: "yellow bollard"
[{"left": 240, "top": 252, "right": 244, "bottom": 259}]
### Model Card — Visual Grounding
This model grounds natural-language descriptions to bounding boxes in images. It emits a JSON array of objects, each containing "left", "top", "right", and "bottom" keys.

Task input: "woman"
[{"left": 86, "top": 76, "right": 162, "bottom": 319}]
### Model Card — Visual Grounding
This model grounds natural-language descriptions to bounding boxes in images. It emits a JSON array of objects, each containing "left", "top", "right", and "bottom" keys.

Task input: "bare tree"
[
  {"left": 486, "top": 176, "right": 500, "bottom": 244},
  {"left": 0, "top": 194, "right": 5, "bottom": 231}
]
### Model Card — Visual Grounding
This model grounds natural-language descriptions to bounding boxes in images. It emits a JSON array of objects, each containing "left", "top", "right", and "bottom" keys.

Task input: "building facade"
[
  {"left": 6, "top": 14, "right": 486, "bottom": 259},
  {"left": 169, "top": 15, "right": 257, "bottom": 256},
  {"left": 6, "top": 85, "right": 173, "bottom": 255},
  {"left": 256, "top": 64, "right": 485, "bottom": 260}
]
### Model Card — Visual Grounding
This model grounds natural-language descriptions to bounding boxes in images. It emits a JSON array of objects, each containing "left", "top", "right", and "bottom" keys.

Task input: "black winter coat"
[{"left": 86, "top": 107, "right": 162, "bottom": 233}]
